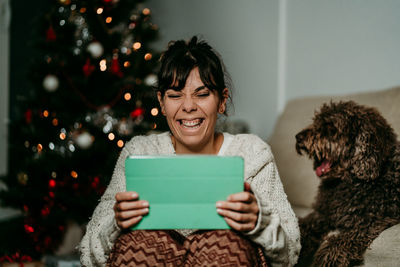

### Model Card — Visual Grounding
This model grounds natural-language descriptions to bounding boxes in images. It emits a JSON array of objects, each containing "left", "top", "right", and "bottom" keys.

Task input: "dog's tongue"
[{"left": 316, "top": 160, "right": 331, "bottom": 177}]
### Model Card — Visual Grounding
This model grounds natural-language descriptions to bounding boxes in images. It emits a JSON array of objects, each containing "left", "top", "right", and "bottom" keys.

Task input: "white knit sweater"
[{"left": 79, "top": 132, "right": 300, "bottom": 266}]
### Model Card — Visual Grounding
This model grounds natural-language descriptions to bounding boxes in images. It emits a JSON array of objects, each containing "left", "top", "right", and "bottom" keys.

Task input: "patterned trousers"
[{"left": 107, "top": 230, "right": 269, "bottom": 267}]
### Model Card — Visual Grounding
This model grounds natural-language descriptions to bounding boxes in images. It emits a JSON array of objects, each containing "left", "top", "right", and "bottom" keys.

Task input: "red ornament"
[
  {"left": 41, "top": 206, "right": 50, "bottom": 217},
  {"left": 24, "top": 109, "right": 33, "bottom": 124},
  {"left": 46, "top": 26, "right": 57, "bottom": 42},
  {"left": 83, "top": 58, "right": 96, "bottom": 77},
  {"left": 91, "top": 176, "right": 100, "bottom": 188},
  {"left": 110, "top": 58, "right": 124, "bottom": 78},
  {"left": 24, "top": 224, "right": 34, "bottom": 233},
  {"left": 130, "top": 107, "right": 145, "bottom": 118},
  {"left": 0, "top": 253, "right": 32, "bottom": 263},
  {"left": 49, "top": 179, "right": 56, "bottom": 188}
]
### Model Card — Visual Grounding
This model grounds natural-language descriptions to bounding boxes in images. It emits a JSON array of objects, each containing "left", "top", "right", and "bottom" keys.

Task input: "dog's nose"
[
  {"left": 295, "top": 129, "right": 310, "bottom": 154},
  {"left": 295, "top": 129, "right": 308, "bottom": 143}
]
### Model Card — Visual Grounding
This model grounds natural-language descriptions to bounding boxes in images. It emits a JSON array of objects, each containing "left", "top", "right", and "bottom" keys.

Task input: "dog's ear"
[
  {"left": 350, "top": 132, "right": 382, "bottom": 180},
  {"left": 349, "top": 110, "right": 397, "bottom": 180}
]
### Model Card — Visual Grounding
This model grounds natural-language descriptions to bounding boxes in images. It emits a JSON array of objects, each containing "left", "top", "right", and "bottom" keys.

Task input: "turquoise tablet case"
[{"left": 125, "top": 155, "right": 244, "bottom": 230}]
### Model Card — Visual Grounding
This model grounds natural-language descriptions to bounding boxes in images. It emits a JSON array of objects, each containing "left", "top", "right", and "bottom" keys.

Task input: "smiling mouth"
[
  {"left": 178, "top": 119, "right": 204, "bottom": 129},
  {"left": 315, "top": 159, "right": 332, "bottom": 177}
]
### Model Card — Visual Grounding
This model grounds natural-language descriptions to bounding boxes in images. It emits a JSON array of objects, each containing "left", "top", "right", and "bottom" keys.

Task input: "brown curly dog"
[{"left": 295, "top": 101, "right": 400, "bottom": 267}]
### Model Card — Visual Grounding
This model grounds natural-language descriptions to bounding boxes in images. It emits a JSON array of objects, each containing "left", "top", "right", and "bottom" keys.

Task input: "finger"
[
  {"left": 115, "top": 192, "right": 139, "bottom": 202},
  {"left": 217, "top": 208, "right": 257, "bottom": 223},
  {"left": 223, "top": 217, "right": 256, "bottom": 232},
  {"left": 217, "top": 200, "right": 256, "bottom": 213},
  {"left": 117, "top": 216, "right": 143, "bottom": 229},
  {"left": 114, "top": 200, "right": 149, "bottom": 212},
  {"left": 244, "top": 182, "right": 251, "bottom": 192},
  {"left": 115, "top": 208, "right": 149, "bottom": 220},
  {"left": 227, "top": 191, "right": 255, "bottom": 203}
]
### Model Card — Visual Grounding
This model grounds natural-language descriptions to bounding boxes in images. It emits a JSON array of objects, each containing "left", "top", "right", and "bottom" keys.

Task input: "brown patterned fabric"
[{"left": 107, "top": 230, "right": 269, "bottom": 267}]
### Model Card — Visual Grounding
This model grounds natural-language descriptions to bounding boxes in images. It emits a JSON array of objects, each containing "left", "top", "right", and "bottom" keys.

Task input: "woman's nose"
[{"left": 182, "top": 96, "right": 197, "bottom": 112}]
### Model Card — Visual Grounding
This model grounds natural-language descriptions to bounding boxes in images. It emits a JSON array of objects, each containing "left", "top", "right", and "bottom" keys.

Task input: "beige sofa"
[{"left": 269, "top": 86, "right": 400, "bottom": 266}]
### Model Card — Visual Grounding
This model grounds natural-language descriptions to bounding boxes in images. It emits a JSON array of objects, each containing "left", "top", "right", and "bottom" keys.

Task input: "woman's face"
[{"left": 157, "top": 68, "right": 228, "bottom": 153}]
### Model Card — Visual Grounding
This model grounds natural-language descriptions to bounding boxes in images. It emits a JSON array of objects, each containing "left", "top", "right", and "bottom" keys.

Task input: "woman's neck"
[{"left": 172, "top": 133, "right": 224, "bottom": 155}]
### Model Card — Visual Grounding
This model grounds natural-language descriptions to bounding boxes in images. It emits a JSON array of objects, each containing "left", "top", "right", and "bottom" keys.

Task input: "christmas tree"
[{"left": 0, "top": 0, "right": 167, "bottom": 261}]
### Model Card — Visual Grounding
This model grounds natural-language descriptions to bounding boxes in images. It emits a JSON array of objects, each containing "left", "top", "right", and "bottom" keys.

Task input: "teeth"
[{"left": 181, "top": 119, "right": 202, "bottom": 127}]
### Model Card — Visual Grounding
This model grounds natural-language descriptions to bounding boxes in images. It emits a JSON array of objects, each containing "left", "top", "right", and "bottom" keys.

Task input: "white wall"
[
  {"left": 0, "top": 0, "right": 10, "bottom": 176},
  {"left": 146, "top": 0, "right": 400, "bottom": 140},
  {"left": 147, "top": 0, "right": 280, "bottom": 140},
  {"left": 285, "top": 0, "right": 400, "bottom": 100}
]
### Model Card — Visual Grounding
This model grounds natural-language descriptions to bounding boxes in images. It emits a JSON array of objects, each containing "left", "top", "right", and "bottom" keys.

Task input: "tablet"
[{"left": 125, "top": 155, "right": 244, "bottom": 230}]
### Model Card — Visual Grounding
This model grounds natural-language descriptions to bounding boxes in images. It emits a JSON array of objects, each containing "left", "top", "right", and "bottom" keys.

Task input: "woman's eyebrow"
[{"left": 194, "top": 86, "right": 206, "bottom": 92}]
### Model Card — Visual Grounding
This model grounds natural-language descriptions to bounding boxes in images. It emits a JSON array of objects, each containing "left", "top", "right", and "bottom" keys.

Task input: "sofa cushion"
[
  {"left": 269, "top": 86, "right": 400, "bottom": 211},
  {"left": 362, "top": 224, "right": 400, "bottom": 267}
]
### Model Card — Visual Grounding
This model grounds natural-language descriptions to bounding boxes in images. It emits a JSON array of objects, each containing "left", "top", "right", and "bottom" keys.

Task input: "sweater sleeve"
[
  {"left": 79, "top": 143, "right": 132, "bottom": 266},
  {"left": 244, "top": 159, "right": 301, "bottom": 267}
]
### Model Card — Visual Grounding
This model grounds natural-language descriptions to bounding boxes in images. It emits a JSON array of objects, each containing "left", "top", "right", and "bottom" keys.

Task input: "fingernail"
[
  {"left": 143, "top": 208, "right": 149, "bottom": 213},
  {"left": 217, "top": 208, "right": 222, "bottom": 213},
  {"left": 216, "top": 202, "right": 222, "bottom": 208},
  {"left": 142, "top": 201, "right": 149, "bottom": 207},
  {"left": 132, "top": 192, "right": 138, "bottom": 198}
]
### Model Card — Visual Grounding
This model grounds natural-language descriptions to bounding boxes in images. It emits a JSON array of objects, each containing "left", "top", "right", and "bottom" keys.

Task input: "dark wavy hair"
[{"left": 156, "top": 36, "right": 231, "bottom": 113}]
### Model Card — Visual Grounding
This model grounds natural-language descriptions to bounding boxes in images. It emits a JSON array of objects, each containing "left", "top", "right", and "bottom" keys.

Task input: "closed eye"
[
  {"left": 196, "top": 89, "right": 211, "bottom": 98},
  {"left": 166, "top": 94, "right": 181, "bottom": 99},
  {"left": 197, "top": 92, "right": 210, "bottom": 97}
]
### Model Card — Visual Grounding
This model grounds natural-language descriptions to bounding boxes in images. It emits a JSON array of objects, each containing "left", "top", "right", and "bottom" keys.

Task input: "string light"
[
  {"left": 37, "top": 144, "right": 43, "bottom": 152},
  {"left": 69, "top": 144, "right": 75, "bottom": 152},
  {"left": 96, "top": 7, "right": 104, "bottom": 14},
  {"left": 108, "top": 133, "right": 115, "bottom": 140},
  {"left": 124, "top": 93, "right": 131, "bottom": 101},
  {"left": 49, "top": 142, "right": 55, "bottom": 150},
  {"left": 151, "top": 108, "right": 159, "bottom": 116},
  {"left": 144, "top": 53, "right": 152, "bottom": 61},
  {"left": 80, "top": 7, "right": 87, "bottom": 13},
  {"left": 59, "top": 0, "right": 71, "bottom": 5},
  {"left": 52, "top": 118, "right": 58, "bottom": 126},
  {"left": 133, "top": 42, "right": 141, "bottom": 50},
  {"left": 100, "top": 59, "right": 107, "bottom": 71},
  {"left": 117, "top": 140, "right": 124, "bottom": 148},
  {"left": 142, "top": 8, "right": 151, "bottom": 15},
  {"left": 71, "top": 171, "right": 78, "bottom": 178},
  {"left": 151, "top": 123, "right": 157, "bottom": 129},
  {"left": 106, "top": 17, "right": 112, "bottom": 23},
  {"left": 51, "top": 172, "right": 57, "bottom": 178},
  {"left": 43, "top": 110, "right": 49, "bottom": 117},
  {"left": 123, "top": 61, "right": 131, "bottom": 67},
  {"left": 59, "top": 133, "right": 66, "bottom": 140}
]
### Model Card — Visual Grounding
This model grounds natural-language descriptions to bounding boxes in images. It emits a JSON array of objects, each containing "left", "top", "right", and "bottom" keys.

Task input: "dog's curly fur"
[{"left": 295, "top": 101, "right": 400, "bottom": 267}]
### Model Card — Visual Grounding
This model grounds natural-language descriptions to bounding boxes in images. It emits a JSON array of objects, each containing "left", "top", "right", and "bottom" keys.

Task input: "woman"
[{"left": 79, "top": 36, "right": 300, "bottom": 266}]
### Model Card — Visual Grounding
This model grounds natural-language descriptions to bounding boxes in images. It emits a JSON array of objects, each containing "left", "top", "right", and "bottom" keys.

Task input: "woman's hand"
[
  {"left": 216, "top": 182, "right": 259, "bottom": 232},
  {"left": 114, "top": 192, "right": 149, "bottom": 229}
]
